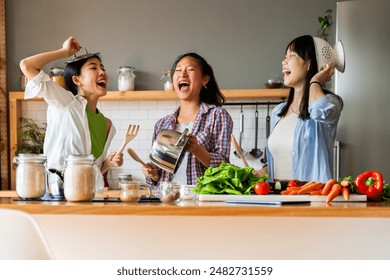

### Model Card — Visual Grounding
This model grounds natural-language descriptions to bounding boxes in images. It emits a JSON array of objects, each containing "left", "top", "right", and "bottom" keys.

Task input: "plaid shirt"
[{"left": 146, "top": 102, "right": 233, "bottom": 190}]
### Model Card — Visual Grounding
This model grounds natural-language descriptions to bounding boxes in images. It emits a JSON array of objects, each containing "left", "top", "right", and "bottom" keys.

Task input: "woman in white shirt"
[{"left": 19, "top": 36, "right": 123, "bottom": 196}]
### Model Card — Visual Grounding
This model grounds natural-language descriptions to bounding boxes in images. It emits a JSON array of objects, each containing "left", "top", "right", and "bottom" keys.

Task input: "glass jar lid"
[
  {"left": 118, "top": 66, "right": 135, "bottom": 73},
  {"left": 160, "top": 69, "right": 172, "bottom": 79},
  {"left": 14, "top": 153, "right": 46, "bottom": 164},
  {"left": 118, "top": 173, "right": 132, "bottom": 181},
  {"left": 50, "top": 67, "right": 64, "bottom": 76},
  {"left": 65, "top": 154, "right": 95, "bottom": 164}
]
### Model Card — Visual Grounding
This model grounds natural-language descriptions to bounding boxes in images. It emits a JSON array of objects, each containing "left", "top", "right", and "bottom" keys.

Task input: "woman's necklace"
[
  {"left": 291, "top": 89, "right": 303, "bottom": 115},
  {"left": 290, "top": 105, "right": 300, "bottom": 115}
]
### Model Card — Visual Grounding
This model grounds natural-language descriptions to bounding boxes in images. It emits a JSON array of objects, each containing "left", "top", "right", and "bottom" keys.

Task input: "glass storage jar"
[
  {"left": 159, "top": 181, "right": 181, "bottom": 203},
  {"left": 160, "top": 69, "right": 173, "bottom": 91},
  {"left": 119, "top": 181, "right": 151, "bottom": 203},
  {"left": 117, "top": 173, "right": 133, "bottom": 190},
  {"left": 118, "top": 66, "right": 136, "bottom": 91},
  {"left": 14, "top": 154, "right": 47, "bottom": 199},
  {"left": 50, "top": 67, "right": 66, "bottom": 88},
  {"left": 63, "top": 154, "right": 96, "bottom": 202}
]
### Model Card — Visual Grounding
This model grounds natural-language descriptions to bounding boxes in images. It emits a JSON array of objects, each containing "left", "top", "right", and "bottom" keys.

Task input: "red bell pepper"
[{"left": 354, "top": 171, "right": 384, "bottom": 201}]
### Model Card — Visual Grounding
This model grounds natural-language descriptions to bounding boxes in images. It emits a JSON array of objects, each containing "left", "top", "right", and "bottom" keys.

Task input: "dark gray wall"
[{"left": 6, "top": 0, "right": 338, "bottom": 91}]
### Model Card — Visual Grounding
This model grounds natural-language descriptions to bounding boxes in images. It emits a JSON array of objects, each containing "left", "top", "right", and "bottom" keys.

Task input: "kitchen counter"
[
  {"left": 1, "top": 190, "right": 390, "bottom": 260},
  {"left": 1, "top": 190, "right": 390, "bottom": 217}
]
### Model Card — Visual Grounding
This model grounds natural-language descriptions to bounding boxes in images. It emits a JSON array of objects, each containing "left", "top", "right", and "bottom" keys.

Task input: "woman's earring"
[{"left": 203, "top": 84, "right": 208, "bottom": 89}]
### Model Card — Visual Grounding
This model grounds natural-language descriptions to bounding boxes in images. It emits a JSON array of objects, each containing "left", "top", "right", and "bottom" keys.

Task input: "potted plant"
[
  {"left": 318, "top": 9, "right": 333, "bottom": 41},
  {"left": 14, "top": 117, "right": 46, "bottom": 155}
]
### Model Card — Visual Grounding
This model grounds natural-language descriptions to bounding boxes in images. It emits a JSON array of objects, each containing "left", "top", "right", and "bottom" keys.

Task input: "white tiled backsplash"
[{"left": 21, "top": 99, "right": 276, "bottom": 188}]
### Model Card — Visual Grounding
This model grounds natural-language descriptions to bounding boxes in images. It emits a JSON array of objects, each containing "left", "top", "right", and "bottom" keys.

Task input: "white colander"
[{"left": 313, "top": 37, "right": 345, "bottom": 73}]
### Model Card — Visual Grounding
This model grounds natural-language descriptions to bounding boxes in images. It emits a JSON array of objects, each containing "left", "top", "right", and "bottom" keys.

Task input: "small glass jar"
[
  {"left": 160, "top": 69, "right": 173, "bottom": 91},
  {"left": 159, "top": 181, "right": 181, "bottom": 203},
  {"left": 180, "top": 185, "right": 198, "bottom": 200},
  {"left": 50, "top": 67, "right": 66, "bottom": 88},
  {"left": 63, "top": 154, "right": 96, "bottom": 202},
  {"left": 118, "top": 66, "right": 136, "bottom": 91},
  {"left": 119, "top": 181, "right": 151, "bottom": 203},
  {"left": 117, "top": 173, "right": 133, "bottom": 190},
  {"left": 14, "top": 154, "right": 47, "bottom": 199}
]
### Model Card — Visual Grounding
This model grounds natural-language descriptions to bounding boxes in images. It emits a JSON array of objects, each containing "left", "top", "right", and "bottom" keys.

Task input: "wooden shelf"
[
  {"left": 9, "top": 88, "right": 288, "bottom": 101},
  {"left": 8, "top": 89, "right": 288, "bottom": 189}
]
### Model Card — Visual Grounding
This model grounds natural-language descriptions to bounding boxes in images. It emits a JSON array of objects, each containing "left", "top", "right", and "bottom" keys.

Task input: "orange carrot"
[
  {"left": 322, "top": 179, "right": 337, "bottom": 195},
  {"left": 281, "top": 189, "right": 292, "bottom": 195},
  {"left": 300, "top": 181, "right": 315, "bottom": 189},
  {"left": 297, "top": 182, "right": 324, "bottom": 194},
  {"left": 340, "top": 180, "right": 350, "bottom": 188},
  {"left": 286, "top": 186, "right": 302, "bottom": 191},
  {"left": 342, "top": 186, "right": 350, "bottom": 201},
  {"left": 310, "top": 189, "right": 323, "bottom": 195},
  {"left": 326, "top": 183, "right": 342, "bottom": 203},
  {"left": 288, "top": 189, "right": 300, "bottom": 195}
]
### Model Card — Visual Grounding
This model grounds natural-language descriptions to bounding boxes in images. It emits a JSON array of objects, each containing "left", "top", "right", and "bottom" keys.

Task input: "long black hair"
[
  {"left": 279, "top": 35, "right": 343, "bottom": 120},
  {"left": 64, "top": 54, "right": 101, "bottom": 96},
  {"left": 171, "top": 52, "right": 226, "bottom": 106}
]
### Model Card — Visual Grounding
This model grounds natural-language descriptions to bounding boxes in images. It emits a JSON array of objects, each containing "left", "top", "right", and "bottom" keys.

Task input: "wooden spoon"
[
  {"left": 127, "top": 148, "right": 148, "bottom": 168},
  {"left": 231, "top": 134, "right": 249, "bottom": 167}
]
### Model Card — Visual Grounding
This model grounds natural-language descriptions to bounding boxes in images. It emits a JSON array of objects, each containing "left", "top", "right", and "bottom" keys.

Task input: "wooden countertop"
[{"left": 1, "top": 191, "right": 390, "bottom": 217}]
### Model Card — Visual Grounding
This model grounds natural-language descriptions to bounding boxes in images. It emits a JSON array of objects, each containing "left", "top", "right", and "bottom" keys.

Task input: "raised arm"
[{"left": 19, "top": 36, "right": 82, "bottom": 80}]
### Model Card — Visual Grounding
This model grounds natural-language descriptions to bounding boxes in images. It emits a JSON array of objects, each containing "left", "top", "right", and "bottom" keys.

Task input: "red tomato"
[
  {"left": 287, "top": 179, "right": 302, "bottom": 188},
  {"left": 254, "top": 182, "right": 270, "bottom": 195}
]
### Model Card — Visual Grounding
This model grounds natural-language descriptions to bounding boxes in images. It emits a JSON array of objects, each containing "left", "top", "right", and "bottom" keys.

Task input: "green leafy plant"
[
  {"left": 14, "top": 117, "right": 46, "bottom": 155},
  {"left": 318, "top": 9, "right": 333, "bottom": 41}
]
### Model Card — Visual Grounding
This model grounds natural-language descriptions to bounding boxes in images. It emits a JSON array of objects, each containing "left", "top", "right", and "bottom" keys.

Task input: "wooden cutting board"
[{"left": 198, "top": 194, "right": 367, "bottom": 203}]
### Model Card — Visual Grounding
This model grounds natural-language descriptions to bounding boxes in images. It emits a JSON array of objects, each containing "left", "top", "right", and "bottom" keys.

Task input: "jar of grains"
[
  {"left": 63, "top": 154, "right": 96, "bottom": 202},
  {"left": 14, "top": 154, "right": 47, "bottom": 199},
  {"left": 119, "top": 181, "right": 152, "bottom": 203},
  {"left": 50, "top": 67, "right": 66, "bottom": 88}
]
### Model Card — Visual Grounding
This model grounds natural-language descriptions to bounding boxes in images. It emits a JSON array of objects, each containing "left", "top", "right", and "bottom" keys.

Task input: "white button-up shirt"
[{"left": 24, "top": 70, "right": 116, "bottom": 190}]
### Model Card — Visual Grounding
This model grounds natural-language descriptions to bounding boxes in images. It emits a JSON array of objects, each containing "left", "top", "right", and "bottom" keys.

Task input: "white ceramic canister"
[
  {"left": 118, "top": 66, "right": 136, "bottom": 91},
  {"left": 14, "top": 154, "right": 47, "bottom": 199},
  {"left": 63, "top": 154, "right": 97, "bottom": 202}
]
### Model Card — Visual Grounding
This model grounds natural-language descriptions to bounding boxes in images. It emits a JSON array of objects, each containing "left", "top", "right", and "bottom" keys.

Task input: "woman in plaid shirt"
[{"left": 142, "top": 53, "right": 233, "bottom": 190}]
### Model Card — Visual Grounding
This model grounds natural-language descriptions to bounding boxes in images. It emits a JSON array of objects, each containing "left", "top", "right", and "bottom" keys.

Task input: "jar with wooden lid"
[
  {"left": 50, "top": 67, "right": 66, "bottom": 88},
  {"left": 14, "top": 154, "right": 47, "bottom": 199},
  {"left": 63, "top": 154, "right": 97, "bottom": 202}
]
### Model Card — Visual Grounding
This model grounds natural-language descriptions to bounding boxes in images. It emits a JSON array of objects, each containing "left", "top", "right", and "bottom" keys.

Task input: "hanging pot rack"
[{"left": 223, "top": 100, "right": 284, "bottom": 107}]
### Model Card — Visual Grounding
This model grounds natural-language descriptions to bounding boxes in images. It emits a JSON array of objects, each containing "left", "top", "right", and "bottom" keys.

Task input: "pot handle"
[{"left": 175, "top": 128, "right": 189, "bottom": 147}]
